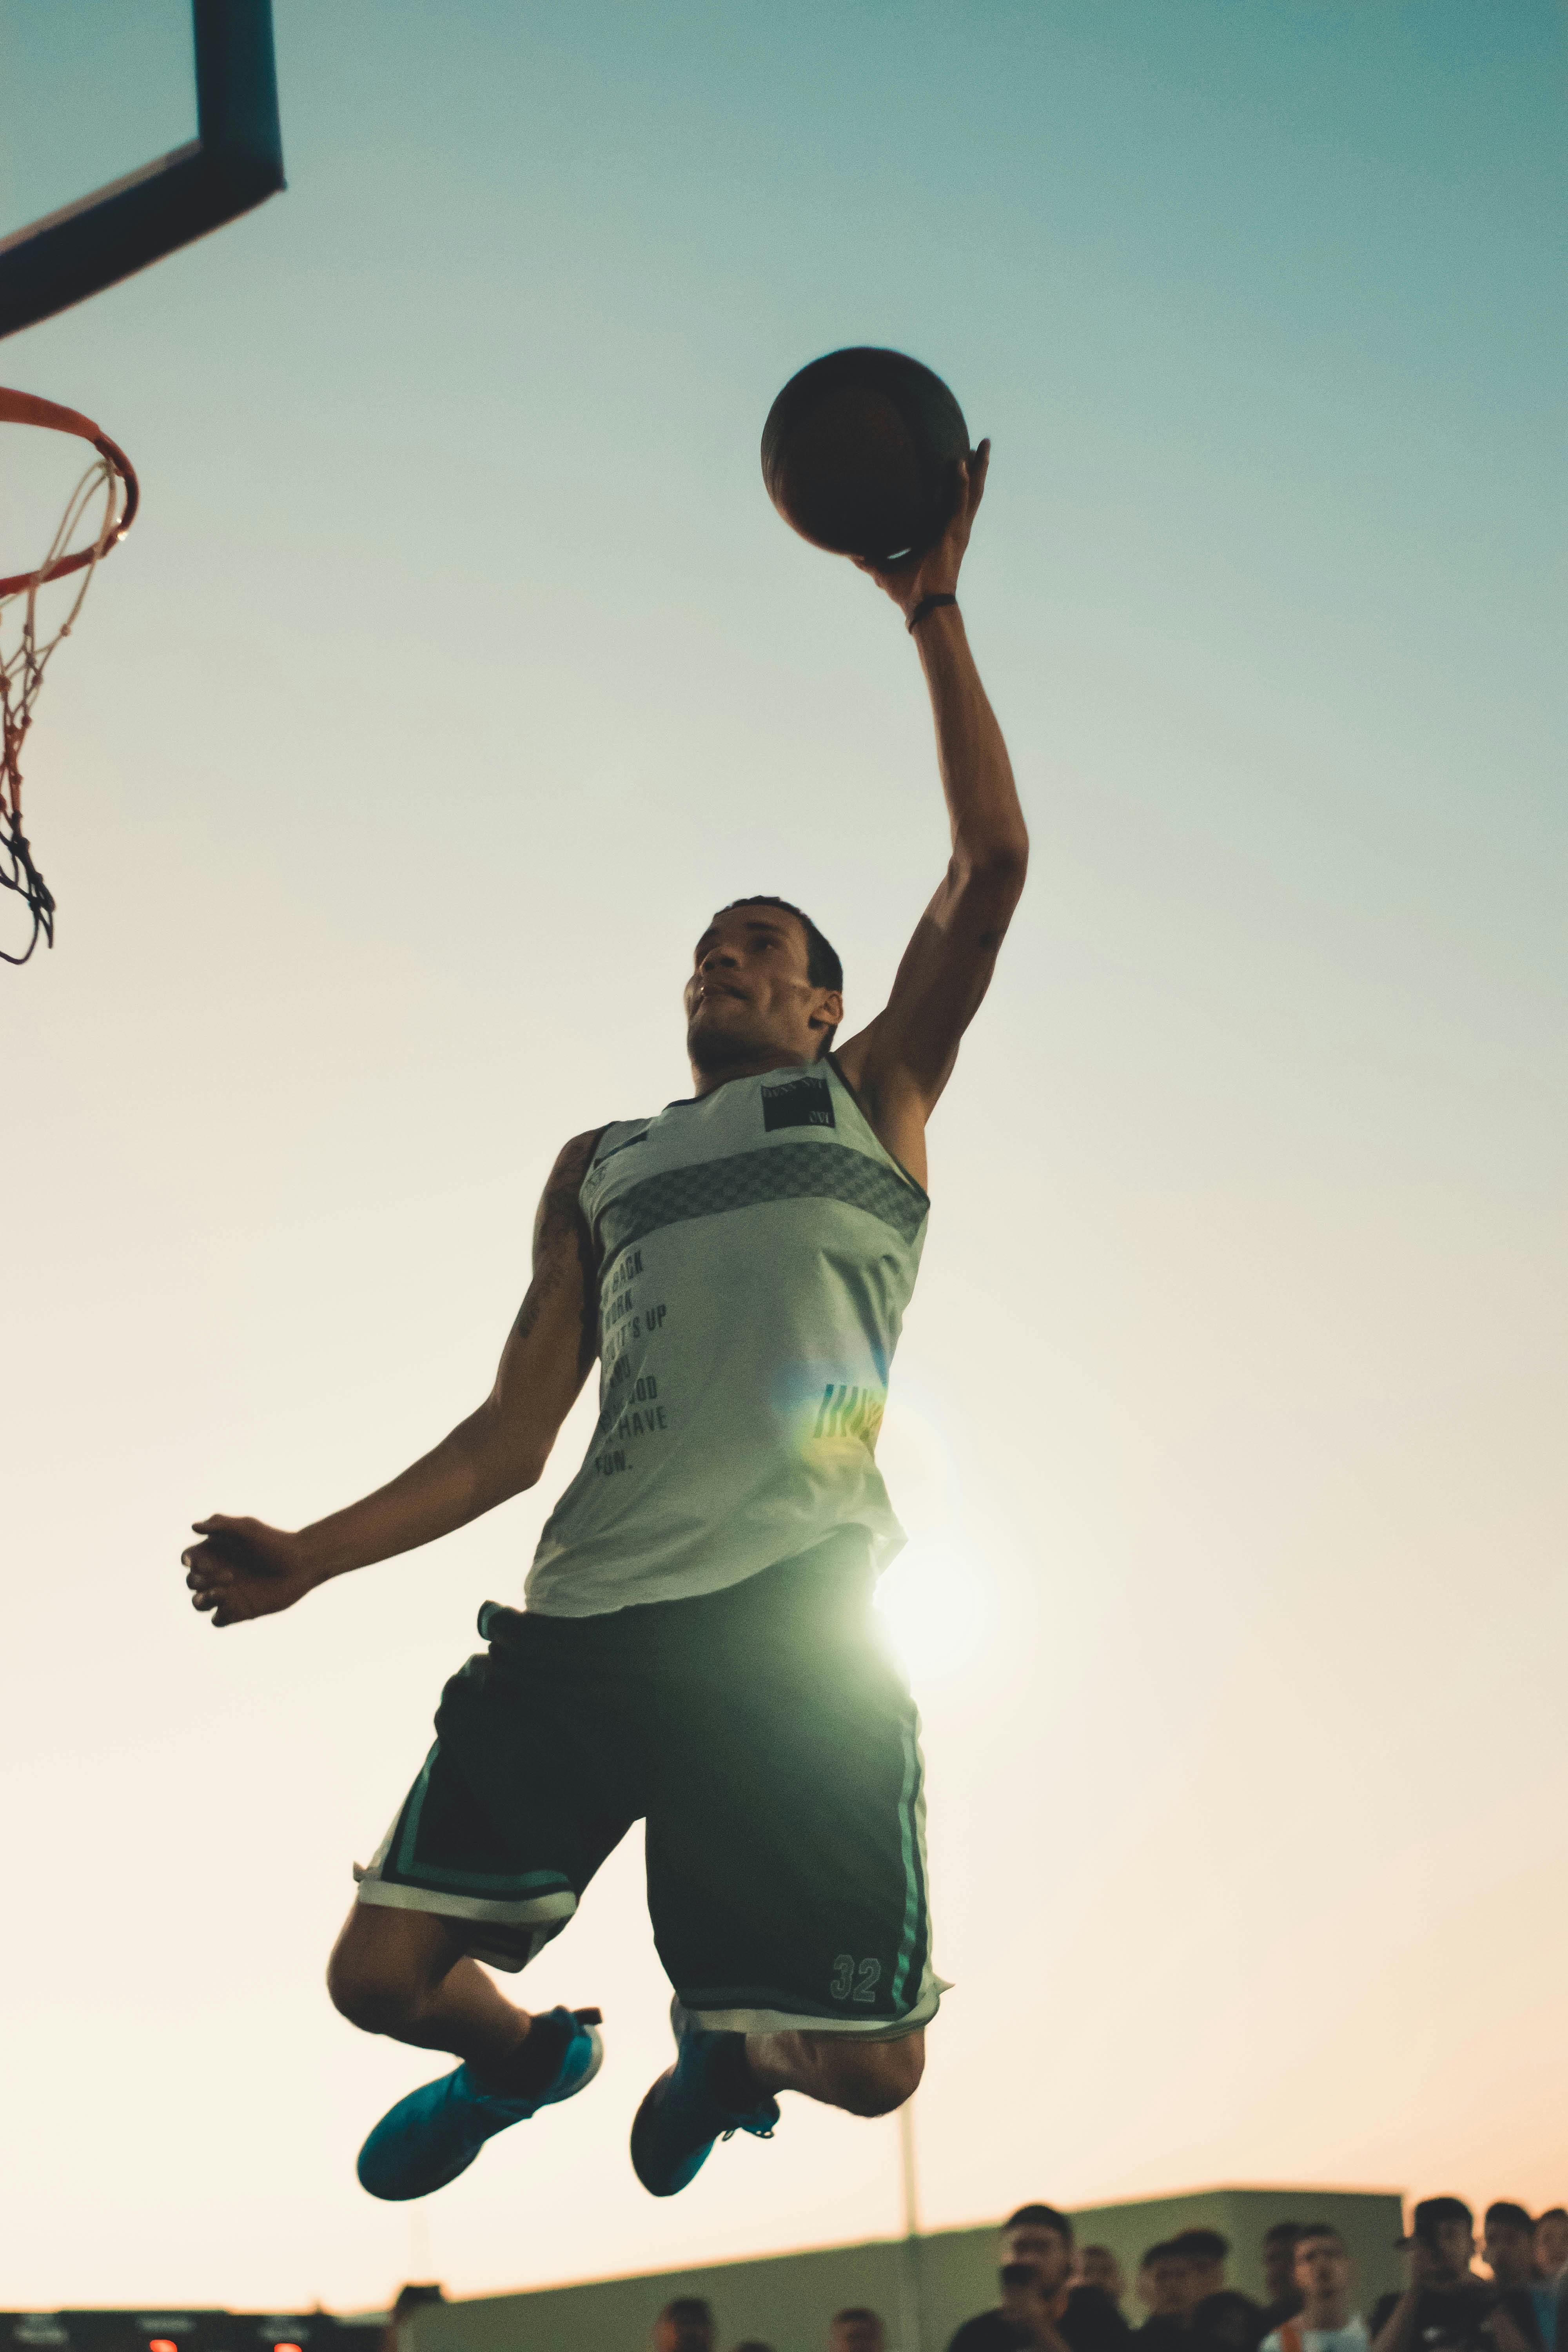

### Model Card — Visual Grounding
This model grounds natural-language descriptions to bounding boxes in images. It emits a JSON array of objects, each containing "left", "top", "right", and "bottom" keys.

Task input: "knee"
[
  {"left": 327, "top": 1922, "right": 433, "bottom": 2038},
  {"left": 821, "top": 2031, "right": 925, "bottom": 2118}
]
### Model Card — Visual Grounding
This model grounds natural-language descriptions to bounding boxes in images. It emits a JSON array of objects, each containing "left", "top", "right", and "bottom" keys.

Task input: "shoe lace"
[{"left": 721, "top": 2118, "right": 776, "bottom": 2143}]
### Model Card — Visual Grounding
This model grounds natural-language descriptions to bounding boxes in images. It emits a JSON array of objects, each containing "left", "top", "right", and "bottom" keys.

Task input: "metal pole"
[{"left": 898, "top": 2097, "right": 926, "bottom": 2352}]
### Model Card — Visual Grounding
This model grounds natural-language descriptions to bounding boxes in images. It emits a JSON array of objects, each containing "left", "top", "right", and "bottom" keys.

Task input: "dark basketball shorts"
[{"left": 354, "top": 1528, "right": 944, "bottom": 2037}]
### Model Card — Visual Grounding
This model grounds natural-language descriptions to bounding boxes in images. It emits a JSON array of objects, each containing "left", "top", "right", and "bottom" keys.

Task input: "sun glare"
[{"left": 874, "top": 1532, "right": 994, "bottom": 1683}]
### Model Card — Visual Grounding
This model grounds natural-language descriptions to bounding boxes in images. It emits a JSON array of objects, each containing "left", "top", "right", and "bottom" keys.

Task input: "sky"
[{"left": 2, "top": 0, "right": 1565, "bottom": 2318}]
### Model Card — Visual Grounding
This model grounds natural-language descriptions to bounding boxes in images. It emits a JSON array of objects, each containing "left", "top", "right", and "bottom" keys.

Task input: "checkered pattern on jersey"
[{"left": 597, "top": 1142, "right": 927, "bottom": 1263}]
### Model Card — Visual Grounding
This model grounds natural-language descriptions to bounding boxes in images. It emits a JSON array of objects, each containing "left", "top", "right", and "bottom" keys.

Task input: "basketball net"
[{"left": 1, "top": 392, "right": 137, "bottom": 967}]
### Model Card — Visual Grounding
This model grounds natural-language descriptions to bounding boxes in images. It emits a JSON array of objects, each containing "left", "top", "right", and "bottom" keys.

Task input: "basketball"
[{"left": 760, "top": 346, "right": 971, "bottom": 564}]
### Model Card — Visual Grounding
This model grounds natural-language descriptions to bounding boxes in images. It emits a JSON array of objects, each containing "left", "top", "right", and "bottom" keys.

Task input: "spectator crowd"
[{"left": 642, "top": 2195, "right": 1568, "bottom": 2352}]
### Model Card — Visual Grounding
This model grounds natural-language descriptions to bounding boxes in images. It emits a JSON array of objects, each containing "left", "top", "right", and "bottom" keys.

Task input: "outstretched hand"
[
  {"left": 183, "top": 1514, "right": 317, "bottom": 1628},
  {"left": 853, "top": 437, "right": 990, "bottom": 619}
]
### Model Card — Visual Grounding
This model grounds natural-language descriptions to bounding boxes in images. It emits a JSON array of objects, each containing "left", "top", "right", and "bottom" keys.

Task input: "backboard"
[{"left": 0, "top": 0, "right": 284, "bottom": 341}]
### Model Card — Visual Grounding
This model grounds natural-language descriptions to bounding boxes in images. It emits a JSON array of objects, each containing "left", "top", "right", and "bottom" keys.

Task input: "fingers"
[{"left": 970, "top": 437, "right": 991, "bottom": 508}]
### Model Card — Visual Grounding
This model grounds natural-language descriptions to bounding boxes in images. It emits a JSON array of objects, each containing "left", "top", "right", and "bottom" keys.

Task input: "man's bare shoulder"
[
  {"left": 531, "top": 1127, "right": 609, "bottom": 1250},
  {"left": 548, "top": 1126, "right": 610, "bottom": 1195}
]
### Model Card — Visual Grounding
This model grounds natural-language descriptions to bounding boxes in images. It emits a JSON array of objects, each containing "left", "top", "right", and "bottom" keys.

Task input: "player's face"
[
  {"left": 652, "top": 2314, "right": 714, "bottom": 2352},
  {"left": 1141, "top": 2257, "right": 1192, "bottom": 2317},
  {"left": 684, "top": 904, "right": 839, "bottom": 1073},
  {"left": 1483, "top": 2224, "right": 1535, "bottom": 2288},
  {"left": 1439, "top": 2220, "right": 1475, "bottom": 2272},
  {"left": 1295, "top": 2239, "right": 1351, "bottom": 2301},
  {"left": 1263, "top": 2238, "right": 1300, "bottom": 2301},
  {"left": 1078, "top": 2249, "right": 1123, "bottom": 2298},
  {"left": 829, "top": 2320, "right": 886, "bottom": 2352},
  {"left": 1001, "top": 2274, "right": 1053, "bottom": 2328},
  {"left": 1005, "top": 2223, "right": 1073, "bottom": 2290}
]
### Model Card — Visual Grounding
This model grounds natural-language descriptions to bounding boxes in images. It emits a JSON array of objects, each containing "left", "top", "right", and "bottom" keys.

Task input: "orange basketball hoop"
[{"left": 1, "top": 387, "right": 139, "bottom": 964}]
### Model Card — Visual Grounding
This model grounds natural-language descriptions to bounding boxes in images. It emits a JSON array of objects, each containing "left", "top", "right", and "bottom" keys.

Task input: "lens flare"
[{"left": 874, "top": 1532, "right": 993, "bottom": 1682}]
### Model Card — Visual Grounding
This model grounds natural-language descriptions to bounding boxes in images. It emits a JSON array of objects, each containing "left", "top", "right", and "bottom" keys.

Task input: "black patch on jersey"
[
  {"left": 762, "top": 1073, "right": 835, "bottom": 1131},
  {"left": 595, "top": 1126, "right": 650, "bottom": 1166}
]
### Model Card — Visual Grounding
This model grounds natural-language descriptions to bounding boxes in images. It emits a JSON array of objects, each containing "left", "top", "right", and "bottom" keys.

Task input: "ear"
[{"left": 810, "top": 988, "right": 844, "bottom": 1033}]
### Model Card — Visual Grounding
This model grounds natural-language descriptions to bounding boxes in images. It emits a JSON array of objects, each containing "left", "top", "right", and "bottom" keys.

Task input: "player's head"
[
  {"left": 1076, "top": 2245, "right": 1125, "bottom": 2300},
  {"left": 1401, "top": 2197, "right": 1474, "bottom": 2282},
  {"left": 1171, "top": 2229, "right": 1229, "bottom": 2296},
  {"left": 1483, "top": 2205, "right": 1537, "bottom": 2290},
  {"left": 1537, "top": 2210, "right": 1568, "bottom": 2279},
  {"left": 829, "top": 2310, "right": 886, "bottom": 2352},
  {"left": 1001, "top": 2264, "right": 1056, "bottom": 2329},
  {"left": 652, "top": 2298, "right": 715, "bottom": 2352},
  {"left": 1262, "top": 2223, "right": 1303, "bottom": 2302},
  {"left": 685, "top": 897, "right": 844, "bottom": 1076},
  {"left": 1003, "top": 2203, "right": 1075, "bottom": 2289},
  {"left": 1139, "top": 2243, "right": 1194, "bottom": 2318},
  {"left": 1293, "top": 2225, "right": 1352, "bottom": 2304}
]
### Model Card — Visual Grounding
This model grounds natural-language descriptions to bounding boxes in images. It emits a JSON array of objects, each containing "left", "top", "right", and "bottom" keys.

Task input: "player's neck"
[{"left": 1304, "top": 2299, "right": 1350, "bottom": 2331}]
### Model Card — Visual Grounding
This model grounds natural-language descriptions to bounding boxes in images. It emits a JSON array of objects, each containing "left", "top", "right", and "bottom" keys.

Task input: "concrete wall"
[{"left": 410, "top": 2184, "right": 1406, "bottom": 2352}]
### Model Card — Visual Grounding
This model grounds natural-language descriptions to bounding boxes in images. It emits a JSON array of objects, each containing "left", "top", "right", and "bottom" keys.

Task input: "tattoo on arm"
[{"left": 510, "top": 1127, "right": 605, "bottom": 1373}]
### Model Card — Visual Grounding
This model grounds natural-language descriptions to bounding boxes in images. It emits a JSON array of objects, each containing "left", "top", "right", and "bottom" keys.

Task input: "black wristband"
[{"left": 907, "top": 592, "right": 958, "bottom": 633}]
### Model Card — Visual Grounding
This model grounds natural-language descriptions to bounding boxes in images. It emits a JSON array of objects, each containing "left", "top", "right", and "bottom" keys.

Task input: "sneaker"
[
  {"left": 356, "top": 2005, "right": 603, "bottom": 2201},
  {"left": 630, "top": 1998, "right": 779, "bottom": 2198}
]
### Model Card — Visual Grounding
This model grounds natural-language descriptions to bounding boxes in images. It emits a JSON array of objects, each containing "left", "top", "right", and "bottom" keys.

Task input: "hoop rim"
[{"left": 0, "top": 385, "right": 140, "bottom": 598}]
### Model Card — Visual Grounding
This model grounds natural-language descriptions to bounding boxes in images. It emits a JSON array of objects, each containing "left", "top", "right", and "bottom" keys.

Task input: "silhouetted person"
[
  {"left": 950, "top": 2204, "right": 1134, "bottom": 2352},
  {"left": 1171, "top": 2230, "right": 1266, "bottom": 2352},
  {"left": 1486, "top": 2210, "right": 1539, "bottom": 2295},
  {"left": 830, "top": 2314, "right": 887, "bottom": 2352},
  {"left": 1371, "top": 2198, "right": 1494, "bottom": 2352},
  {"left": 655, "top": 2301, "right": 717, "bottom": 2352},
  {"left": 1483, "top": 2206, "right": 1557, "bottom": 2352},
  {"left": 1260, "top": 2228, "right": 1305, "bottom": 2332},
  {"left": 1078, "top": 2252, "right": 1129, "bottom": 2314},
  {"left": 1535, "top": 2215, "right": 1568, "bottom": 2286},
  {"left": 1261, "top": 2222, "right": 1369, "bottom": 2352},
  {"left": 1138, "top": 2243, "right": 1194, "bottom": 2352}
]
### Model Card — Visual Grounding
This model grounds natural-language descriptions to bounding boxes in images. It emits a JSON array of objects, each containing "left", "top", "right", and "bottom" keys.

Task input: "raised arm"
[
  {"left": 833, "top": 443, "right": 1027, "bottom": 1188},
  {"left": 183, "top": 1127, "right": 604, "bottom": 1627}
]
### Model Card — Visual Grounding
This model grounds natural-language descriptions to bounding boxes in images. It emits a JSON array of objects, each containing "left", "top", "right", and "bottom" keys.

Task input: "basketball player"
[{"left": 183, "top": 443, "right": 1025, "bottom": 2202}]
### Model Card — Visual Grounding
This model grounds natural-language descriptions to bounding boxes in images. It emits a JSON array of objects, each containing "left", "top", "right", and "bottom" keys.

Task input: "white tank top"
[{"left": 524, "top": 1058, "right": 929, "bottom": 1616}]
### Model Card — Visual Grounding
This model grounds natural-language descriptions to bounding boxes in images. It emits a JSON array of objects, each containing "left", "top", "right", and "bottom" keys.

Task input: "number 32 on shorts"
[{"left": 830, "top": 1953, "right": 883, "bottom": 2003}]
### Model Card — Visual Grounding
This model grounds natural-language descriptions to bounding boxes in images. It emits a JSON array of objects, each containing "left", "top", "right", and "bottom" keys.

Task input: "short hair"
[
  {"left": 1006, "top": 2201, "right": 1075, "bottom": 2246},
  {"left": 1172, "top": 2229, "right": 1230, "bottom": 2264},
  {"left": 1539, "top": 2210, "right": 1568, "bottom": 2227},
  {"left": 659, "top": 2299, "right": 713, "bottom": 2321},
  {"left": 832, "top": 2313, "right": 881, "bottom": 2327},
  {"left": 1142, "top": 2243, "right": 1182, "bottom": 2269},
  {"left": 1412, "top": 2196, "right": 1473, "bottom": 2233},
  {"left": 1265, "top": 2223, "right": 1304, "bottom": 2246},
  {"left": 718, "top": 896, "right": 843, "bottom": 993},
  {"left": 1294, "top": 2224, "right": 1345, "bottom": 2249},
  {"left": 1486, "top": 2203, "right": 1535, "bottom": 2234}
]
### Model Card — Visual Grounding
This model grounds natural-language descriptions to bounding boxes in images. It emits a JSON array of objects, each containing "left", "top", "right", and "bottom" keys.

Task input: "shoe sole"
[{"left": 543, "top": 2021, "right": 604, "bottom": 2110}]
